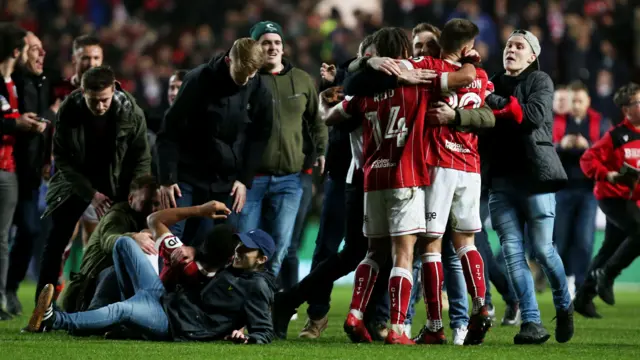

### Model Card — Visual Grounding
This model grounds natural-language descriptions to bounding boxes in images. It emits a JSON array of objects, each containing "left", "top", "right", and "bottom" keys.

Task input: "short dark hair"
[
  {"left": 372, "top": 27, "right": 411, "bottom": 59},
  {"left": 130, "top": 175, "right": 159, "bottom": 193},
  {"left": 0, "top": 23, "right": 27, "bottom": 61},
  {"left": 555, "top": 84, "right": 568, "bottom": 91},
  {"left": 569, "top": 80, "right": 589, "bottom": 94},
  {"left": 171, "top": 70, "right": 188, "bottom": 82},
  {"left": 81, "top": 66, "right": 115, "bottom": 92},
  {"left": 198, "top": 224, "right": 238, "bottom": 268},
  {"left": 73, "top": 34, "right": 101, "bottom": 53},
  {"left": 412, "top": 23, "right": 441, "bottom": 39},
  {"left": 439, "top": 19, "right": 480, "bottom": 55},
  {"left": 359, "top": 34, "right": 375, "bottom": 57},
  {"left": 614, "top": 83, "right": 640, "bottom": 108}
]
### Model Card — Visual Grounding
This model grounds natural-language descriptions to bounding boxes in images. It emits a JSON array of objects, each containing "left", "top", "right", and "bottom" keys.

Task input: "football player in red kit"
[
  {"left": 156, "top": 224, "right": 235, "bottom": 291},
  {"left": 324, "top": 27, "right": 477, "bottom": 345},
  {"left": 395, "top": 19, "right": 492, "bottom": 345}
]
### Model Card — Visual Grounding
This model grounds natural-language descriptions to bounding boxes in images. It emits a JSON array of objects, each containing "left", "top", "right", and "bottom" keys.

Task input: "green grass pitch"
[{"left": 1, "top": 283, "right": 639, "bottom": 360}]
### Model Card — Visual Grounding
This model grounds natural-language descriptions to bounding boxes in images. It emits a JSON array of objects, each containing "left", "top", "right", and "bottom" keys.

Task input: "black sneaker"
[
  {"left": 6, "top": 291, "right": 22, "bottom": 316},
  {"left": 501, "top": 302, "right": 521, "bottom": 326},
  {"left": 595, "top": 269, "right": 615, "bottom": 306},
  {"left": 271, "top": 292, "right": 297, "bottom": 340},
  {"left": 25, "top": 284, "right": 56, "bottom": 332},
  {"left": 0, "top": 309, "right": 13, "bottom": 321},
  {"left": 554, "top": 303, "right": 574, "bottom": 343},
  {"left": 513, "top": 322, "right": 551, "bottom": 345},
  {"left": 574, "top": 290, "right": 602, "bottom": 319}
]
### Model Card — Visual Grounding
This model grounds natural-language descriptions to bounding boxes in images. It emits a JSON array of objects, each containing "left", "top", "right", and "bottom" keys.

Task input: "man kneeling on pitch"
[{"left": 26, "top": 201, "right": 276, "bottom": 344}]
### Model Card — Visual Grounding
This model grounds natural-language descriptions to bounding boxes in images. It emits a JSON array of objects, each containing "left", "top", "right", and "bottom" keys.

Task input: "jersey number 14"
[{"left": 365, "top": 106, "right": 408, "bottom": 148}]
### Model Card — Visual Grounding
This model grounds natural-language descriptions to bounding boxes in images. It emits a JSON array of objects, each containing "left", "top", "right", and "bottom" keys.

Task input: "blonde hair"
[{"left": 230, "top": 38, "right": 265, "bottom": 73}]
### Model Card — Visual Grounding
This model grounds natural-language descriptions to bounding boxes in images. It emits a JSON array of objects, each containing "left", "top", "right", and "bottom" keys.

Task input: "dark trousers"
[
  {"left": 87, "top": 266, "right": 120, "bottom": 310},
  {"left": 597, "top": 198, "right": 640, "bottom": 277},
  {"left": 306, "top": 175, "right": 347, "bottom": 318},
  {"left": 279, "top": 173, "right": 314, "bottom": 291},
  {"left": 36, "top": 195, "right": 89, "bottom": 302},
  {"left": 7, "top": 189, "right": 42, "bottom": 293},
  {"left": 286, "top": 173, "right": 389, "bottom": 323},
  {"left": 553, "top": 187, "right": 598, "bottom": 287},
  {"left": 170, "top": 182, "right": 230, "bottom": 247}
]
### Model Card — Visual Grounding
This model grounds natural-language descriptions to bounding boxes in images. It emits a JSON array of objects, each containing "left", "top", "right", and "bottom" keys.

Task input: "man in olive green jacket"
[
  {"left": 35, "top": 66, "right": 151, "bottom": 303},
  {"left": 61, "top": 175, "right": 161, "bottom": 313},
  {"left": 234, "top": 21, "right": 328, "bottom": 275}
]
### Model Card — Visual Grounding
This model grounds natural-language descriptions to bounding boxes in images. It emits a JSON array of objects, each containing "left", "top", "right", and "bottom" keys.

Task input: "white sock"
[{"left": 349, "top": 309, "right": 363, "bottom": 320}]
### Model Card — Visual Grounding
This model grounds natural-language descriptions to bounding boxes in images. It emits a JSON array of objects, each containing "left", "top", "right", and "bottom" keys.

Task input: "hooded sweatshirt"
[{"left": 257, "top": 59, "right": 328, "bottom": 175}]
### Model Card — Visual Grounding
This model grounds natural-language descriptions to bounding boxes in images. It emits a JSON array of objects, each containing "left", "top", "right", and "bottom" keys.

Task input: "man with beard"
[
  {"left": 51, "top": 175, "right": 162, "bottom": 314},
  {"left": 34, "top": 66, "right": 151, "bottom": 308},
  {"left": 5, "top": 31, "right": 56, "bottom": 317}
]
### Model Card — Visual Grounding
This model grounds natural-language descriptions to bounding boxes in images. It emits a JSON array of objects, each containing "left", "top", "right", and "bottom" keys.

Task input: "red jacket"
[
  {"left": 580, "top": 119, "right": 640, "bottom": 200},
  {"left": 553, "top": 108, "right": 604, "bottom": 145}
]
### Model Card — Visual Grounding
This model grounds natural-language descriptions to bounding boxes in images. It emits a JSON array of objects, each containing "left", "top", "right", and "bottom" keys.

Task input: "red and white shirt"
[
  {"left": 402, "top": 57, "right": 489, "bottom": 173},
  {"left": 0, "top": 79, "right": 19, "bottom": 172},
  {"left": 338, "top": 84, "right": 433, "bottom": 192},
  {"left": 155, "top": 233, "right": 217, "bottom": 291}
]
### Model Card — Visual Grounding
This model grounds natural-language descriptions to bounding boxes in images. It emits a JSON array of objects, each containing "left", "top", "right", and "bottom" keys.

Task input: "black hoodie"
[
  {"left": 156, "top": 53, "right": 273, "bottom": 192},
  {"left": 162, "top": 266, "right": 276, "bottom": 344}
]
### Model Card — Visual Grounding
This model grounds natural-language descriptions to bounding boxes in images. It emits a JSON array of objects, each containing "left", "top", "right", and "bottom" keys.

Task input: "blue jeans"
[
  {"left": 307, "top": 175, "right": 347, "bottom": 318},
  {"left": 553, "top": 187, "right": 598, "bottom": 287},
  {"left": 170, "top": 182, "right": 230, "bottom": 246},
  {"left": 53, "top": 237, "right": 169, "bottom": 339},
  {"left": 232, "top": 174, "right": 303, "bottom": 275},
  {"left": 476, "top": 191, "right": 518, "bottom": 306},
  {"left": 280, "top": 173, "right": 314, "bottom": 291},
  {"left": 407, "top": 233, "right": 468, "bottom": 329},
  {"left": 489, "top": 179, "right": 571, "bottom": 324}
]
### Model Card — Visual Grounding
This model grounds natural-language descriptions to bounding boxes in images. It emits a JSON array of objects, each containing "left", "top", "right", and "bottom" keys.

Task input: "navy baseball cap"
[{"left": 235, "top": 229, "right": 276, "bottom": 260}]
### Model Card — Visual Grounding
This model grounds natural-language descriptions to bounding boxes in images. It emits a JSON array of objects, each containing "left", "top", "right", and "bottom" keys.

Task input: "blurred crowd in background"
[{"left": 2, "top": 0, "right": 638, "bottom": 215}]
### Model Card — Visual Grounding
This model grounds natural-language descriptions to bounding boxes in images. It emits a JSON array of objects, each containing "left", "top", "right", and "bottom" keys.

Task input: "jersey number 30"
[
  {"left": 365, "top": 106, "right": 408, "bottom": 148},
  {"left": 443, "top": 91, "right": 482, "bottom": 110}
]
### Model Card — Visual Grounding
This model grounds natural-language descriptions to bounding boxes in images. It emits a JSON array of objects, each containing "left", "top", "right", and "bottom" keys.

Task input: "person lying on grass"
[{"left": 26, "top": 200, "right": 277, "bottom": 344}]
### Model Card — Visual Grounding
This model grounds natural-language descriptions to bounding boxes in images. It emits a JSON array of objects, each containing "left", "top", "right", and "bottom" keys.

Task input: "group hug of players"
[{"left": 317, "top": 20, "right": 525, "bottom": 346}]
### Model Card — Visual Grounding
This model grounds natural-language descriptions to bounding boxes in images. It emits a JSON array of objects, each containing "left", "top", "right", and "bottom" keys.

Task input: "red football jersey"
[
  {"left": 402, "top": 57, "right": 488, "bottom": 173},
  {"left": 339, "top": 85, "right": 433, "bottom": 192},
  {"left": 156, "top": 233, "right": 216, "bottom": 291}
]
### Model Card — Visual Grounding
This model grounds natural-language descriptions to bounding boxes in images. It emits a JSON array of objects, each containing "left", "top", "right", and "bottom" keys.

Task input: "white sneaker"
[
  {"left": 290, "top": 313, "right": 298, "bottom": 321},
  {"left": 487, "top": 304, "right": 496, "bottom": 321},
  {"left": 404, "top": 324, "right": 412, "bottom": 339},
  {"left": 452, "top": 326, "right": 468, "bottom": 346}
]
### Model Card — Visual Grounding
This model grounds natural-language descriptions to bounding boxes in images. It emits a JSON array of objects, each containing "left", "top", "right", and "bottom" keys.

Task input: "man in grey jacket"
[{"left": 483, "top": 30, "right": 573, "bottom": 345}]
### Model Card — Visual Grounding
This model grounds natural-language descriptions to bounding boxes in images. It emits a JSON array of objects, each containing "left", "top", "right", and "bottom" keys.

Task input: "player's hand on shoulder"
[
  {"left": 368, "top": 57, "right": 403, "bottom": 76},
  {"left": 398, "top": 69, "right": 436, "bottom": 85}
]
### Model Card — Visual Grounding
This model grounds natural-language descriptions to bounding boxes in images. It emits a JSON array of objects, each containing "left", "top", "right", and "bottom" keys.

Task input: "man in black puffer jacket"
[
  {"left": 483, "top": 30, "right": 573, "bottom": 345},
  {"left": 156, "top": 38, "right": 273, "bottom": 246}
]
